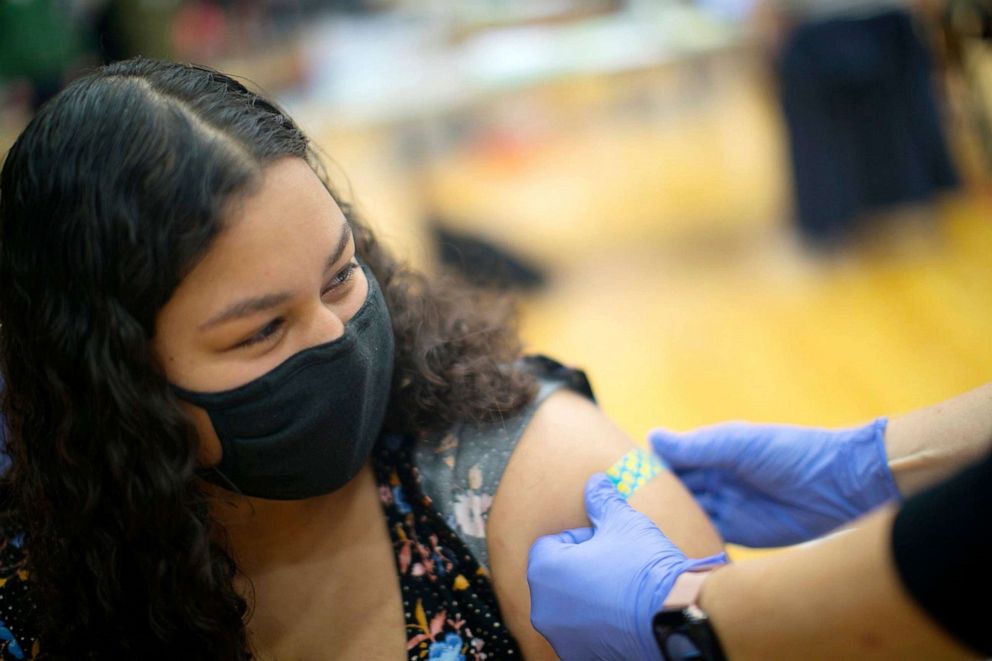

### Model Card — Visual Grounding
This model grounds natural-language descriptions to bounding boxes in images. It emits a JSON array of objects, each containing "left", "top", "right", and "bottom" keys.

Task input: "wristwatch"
[
  {"left": 653, "top": 570, "right": 727, "bottom": 661},
  {"left": 653, "top": 604, "right": 727, "bottom": 661}
]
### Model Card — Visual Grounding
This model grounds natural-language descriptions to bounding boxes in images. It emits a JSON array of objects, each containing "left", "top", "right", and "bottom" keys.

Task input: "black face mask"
[{"left": 173, "top": 263, "right": 395, "bottom": 500}]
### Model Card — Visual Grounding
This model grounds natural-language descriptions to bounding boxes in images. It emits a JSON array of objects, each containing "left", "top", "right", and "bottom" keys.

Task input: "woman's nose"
[{"left": 306, "top": 302, "right": 346, "bottom": 347}]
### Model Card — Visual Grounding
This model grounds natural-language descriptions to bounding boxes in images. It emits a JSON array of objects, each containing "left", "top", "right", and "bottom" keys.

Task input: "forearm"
[
  {"left": 885, "top": 383, "right": 992, "bottom": 495},
  {"left": 697, "top": 505, "right": 977, "bottom": 660}
]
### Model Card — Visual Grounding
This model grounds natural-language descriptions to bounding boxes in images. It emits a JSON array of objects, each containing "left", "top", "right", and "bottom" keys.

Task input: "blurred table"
[{"left": 285, "top": 6, "right": 745, "bottom": 129}]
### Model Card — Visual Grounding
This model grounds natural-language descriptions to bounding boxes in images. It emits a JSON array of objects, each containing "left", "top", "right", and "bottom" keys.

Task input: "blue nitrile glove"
[
  {"left": 527, "top": 473, "right": 729, "bottom": 661},
  {"left": 649, "top": 418, "right": 901, "bottom": 547}
]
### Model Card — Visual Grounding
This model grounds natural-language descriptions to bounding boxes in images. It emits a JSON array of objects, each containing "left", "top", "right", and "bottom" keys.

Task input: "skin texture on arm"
[
  {"left": 886, "top": 383, "right": 992, "bottom": 496},
  {"left": 486, "top": 389, "right": 725, "bottom": 659},
  {"left": 698, "top": 505, "right": 978, "bottom": 661}
]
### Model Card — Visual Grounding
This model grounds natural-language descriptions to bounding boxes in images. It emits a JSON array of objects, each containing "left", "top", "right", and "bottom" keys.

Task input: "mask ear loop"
[
  {"left": 172, "top": 384, "right": 245, "bottom": 498},
  {"left": 195, "top": 465, "right": 245, "bottom": 497}
]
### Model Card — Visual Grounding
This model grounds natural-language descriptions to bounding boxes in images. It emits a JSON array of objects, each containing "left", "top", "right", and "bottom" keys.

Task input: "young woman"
[{"left": 0, "top": 58, "right": 722, "bottom": 659}]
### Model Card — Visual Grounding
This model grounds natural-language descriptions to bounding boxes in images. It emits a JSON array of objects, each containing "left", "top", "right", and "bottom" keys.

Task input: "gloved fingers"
[
  {"left": 681, "top": 470, "right": 765, "bottom": 527},
  {"left": 674, "top": 468, "right": 706, "bottom": 493},
  {"left": 527, "top": 529, "right": 584, "bottom": 571},
  {"left": 713, "top": 513, "right": 776, "bottom": 547},
  {"left": 727, "top": 519, "right": 804, "bottom": 548},
  {"left": 748, "top": 500, "right": 833, "bottom": 547},
  {"left": 691, "top": 489, "right": 728, "bottom": 523},
  {"left": 674, "top": 468, "right": 728, "bottom": 497},
  {"left": 584, "top": 472, "right": 671, "bottom": 542},
  {"left": 684, "top": 551, "right": 730, "bottom": 569},
  {"left": 559, "top": 526, "right": 595, "bottom": 545},
  {"left": 694, "top": 486, "right": 763, "bottom": 544},
  {"left": 711, "top": 494, "right": 808, "bottom": 547},
  {"left": 649, "top": 424, "right": 754, "bottom": 472},
  {"left": 583, "top": 472, "right": 636, "bottom": 529},
  {"left": 706, "top": 487, "right": 797, "bottom": 546},
  {"left": 696, "top": 492, "right": 750, "bottom": 544}
]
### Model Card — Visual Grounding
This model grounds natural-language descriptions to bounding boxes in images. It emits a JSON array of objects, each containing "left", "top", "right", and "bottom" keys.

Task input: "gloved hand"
[
  {"left": 527, "top": 473, "right": 728, "bottom": 661},
  {"left": 649, "top": 418, "right": 900, "bottom": 547}
]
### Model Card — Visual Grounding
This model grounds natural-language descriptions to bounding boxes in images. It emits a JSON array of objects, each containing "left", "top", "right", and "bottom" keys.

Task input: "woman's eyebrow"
[
  {"left": 200, "top": 292, "right": 293, "bottom": 330},
  {"left": 326, "top": 221, "right": 353, "bottom": 270}
]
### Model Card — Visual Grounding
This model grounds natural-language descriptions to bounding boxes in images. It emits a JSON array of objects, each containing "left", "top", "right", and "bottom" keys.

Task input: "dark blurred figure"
[
  {"left": 941, "top": 0, "right": 992, "bottom": 170},
  {"left": 92, "top": 0, "right": 130, "bottom": 64},
  {"left": 762, "top": 1, "right": 958, "bottom": 248},
  {"left": 432, "top": 220, "right": 547, "bottom": 292}
]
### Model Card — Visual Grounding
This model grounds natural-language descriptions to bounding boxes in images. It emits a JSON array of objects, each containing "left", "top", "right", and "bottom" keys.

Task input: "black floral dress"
[{"left": 374, "top": 432, "right": 519, "bottom": 660}]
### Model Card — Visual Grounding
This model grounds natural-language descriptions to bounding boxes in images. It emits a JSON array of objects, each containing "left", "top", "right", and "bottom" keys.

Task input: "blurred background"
[{"left": 2, "top": 0, "right": 991, "bottom": 554}]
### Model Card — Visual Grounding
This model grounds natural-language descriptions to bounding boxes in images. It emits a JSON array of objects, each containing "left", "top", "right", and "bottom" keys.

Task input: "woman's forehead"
[{"left": 163, "top": 159, "right": 347, "bottom": 317}]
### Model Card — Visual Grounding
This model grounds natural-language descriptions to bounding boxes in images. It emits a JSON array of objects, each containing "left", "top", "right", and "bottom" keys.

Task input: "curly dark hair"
[{"left": 0, "top": 57, "right": 535, "bottom": 659}]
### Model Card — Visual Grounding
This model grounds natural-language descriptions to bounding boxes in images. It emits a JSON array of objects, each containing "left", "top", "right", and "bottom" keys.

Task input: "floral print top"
[
  {"left": 0, "top": 356, "right": 593, "bottom": 660},
  {"left": 375, "top": 356, "right": 594, "bottom": 660},
  {"left": 0, "top": 532, "right": 35, "bottom": 660},
  {"left": 411, "top": 355, "right": 594, "bottom": 570}
]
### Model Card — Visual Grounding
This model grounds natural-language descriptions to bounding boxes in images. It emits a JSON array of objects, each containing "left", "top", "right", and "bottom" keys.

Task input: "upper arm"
[{"left": 486, "top": 389, "right": 724, "bottom": 659}]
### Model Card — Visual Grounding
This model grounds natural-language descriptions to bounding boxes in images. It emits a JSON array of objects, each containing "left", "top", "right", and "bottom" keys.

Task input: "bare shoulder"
[{"left": 487, "top": 389, "right": 724, "bottom": 658}]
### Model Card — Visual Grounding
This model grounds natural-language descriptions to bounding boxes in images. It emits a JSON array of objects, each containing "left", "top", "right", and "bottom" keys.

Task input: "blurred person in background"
[
  {"left": 0, "top": 57, "right": 724, "bottom": 659},
  {"left": 756, "top": 0, "right": 959, "bottom": 249}
]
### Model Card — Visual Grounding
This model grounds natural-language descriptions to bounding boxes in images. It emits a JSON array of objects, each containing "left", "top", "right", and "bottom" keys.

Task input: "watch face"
[
  {"left": 661, "top": 632, "right": 704, "bottom": 660},
  {"left": 654, "top": 609, "right": 705, "bottom": 661}
]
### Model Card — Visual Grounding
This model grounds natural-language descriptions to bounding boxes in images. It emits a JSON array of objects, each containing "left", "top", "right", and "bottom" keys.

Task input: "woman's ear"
[{"left": 180, "top": 401, "right": 223, "bottom": 467}]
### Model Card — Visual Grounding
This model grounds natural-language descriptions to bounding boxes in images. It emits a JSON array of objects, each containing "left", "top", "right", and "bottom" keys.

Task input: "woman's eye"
[
  {"left": 321, "top": 261, "right": 358, "bottom": 297},
  {"left": 238, "top": 318, "right": 284, "bottom": 348}
]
